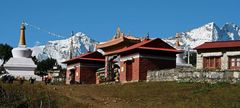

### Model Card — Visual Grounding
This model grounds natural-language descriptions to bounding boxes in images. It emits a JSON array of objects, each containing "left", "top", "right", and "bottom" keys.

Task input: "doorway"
[
  {"left": 126, "top": 61, "right": 133, "bottom": 81},
  {"left": 70, "top": 69, "right": 75, "bottom": 84}
]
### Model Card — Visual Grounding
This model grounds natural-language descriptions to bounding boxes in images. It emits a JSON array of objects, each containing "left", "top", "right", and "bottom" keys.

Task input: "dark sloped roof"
[
  {"left": 105, "top": 38, "right": 181, "bottom": 55},
  {"left": 96, "top": 36, "right": 141, "bottom": 49},
  {"left": 194, "top": 40, "right": 240, "bottom": 50},
  {"left": 62, "top": 51, "right": 105, "bottom": 64}
]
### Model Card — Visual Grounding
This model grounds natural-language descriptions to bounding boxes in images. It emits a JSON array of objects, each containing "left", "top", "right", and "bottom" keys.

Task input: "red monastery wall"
[
  {"left": 139, "top": 58, "right": 176, "bottom": 80},
  {"left": 119, "top": 53, "right": 176, "bottom": 83},
  {"left": 120, "top": 58, "right": 140, "bottom": 82}
]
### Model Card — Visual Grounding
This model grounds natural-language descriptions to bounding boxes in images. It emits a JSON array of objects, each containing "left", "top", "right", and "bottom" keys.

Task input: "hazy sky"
[{"left": 0, "top": 0, "right": 239, "bottom": 47}]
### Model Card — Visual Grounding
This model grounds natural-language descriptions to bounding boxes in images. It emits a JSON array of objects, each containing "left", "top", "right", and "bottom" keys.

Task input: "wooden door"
[
  {"left": 126, "top": 61, "right": 133, "bottom": 81},
  {"left": 70, "top": 69, "right": 76, "bottom": 84}
]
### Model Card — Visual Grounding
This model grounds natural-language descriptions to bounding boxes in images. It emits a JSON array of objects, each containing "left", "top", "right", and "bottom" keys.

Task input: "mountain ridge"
[
  {"left": 32, "top": 32, "right": 99, "bottom": 66},
  {"left": 163, "top": 22, "right": 240, "bottom": 50},
  {"left": 32, "top": 22, "right": 240, "bottom": 66}
]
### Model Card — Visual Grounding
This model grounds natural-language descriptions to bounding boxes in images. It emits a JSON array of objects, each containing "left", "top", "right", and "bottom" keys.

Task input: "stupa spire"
[{"left": 19, "top": 21, "right": 26, "bottom": 47}]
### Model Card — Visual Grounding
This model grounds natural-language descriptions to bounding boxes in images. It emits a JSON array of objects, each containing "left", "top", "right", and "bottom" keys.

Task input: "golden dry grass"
[{"left": 1, "top": 81, "right": 240, "bottom": 108}]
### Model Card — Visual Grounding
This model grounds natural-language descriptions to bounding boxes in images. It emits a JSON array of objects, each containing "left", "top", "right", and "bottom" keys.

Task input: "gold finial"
[
  {"left": 176, "top": 33, "right": 180, "bottom": 48},
  {"left": 113, "top": 26, "right": 121, "bottom": 39},
  {"left": 117, "top": 26, "right": 121, "bottom": 36},
  {"left": 19, "top": 21, "right": 26, "bottom": 47}
]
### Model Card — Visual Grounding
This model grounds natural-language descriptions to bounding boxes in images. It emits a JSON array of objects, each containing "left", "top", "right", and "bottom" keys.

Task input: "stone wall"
[{"left": 147, "top": 67, "right": 240, "bottom": 84}]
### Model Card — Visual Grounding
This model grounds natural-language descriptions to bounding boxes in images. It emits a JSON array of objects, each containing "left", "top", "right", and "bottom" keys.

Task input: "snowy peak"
[
  {"left": 32, "top": 32, "right": 99, "bottom": 66},
  {"left": 164, "top": 22, "right": 240, "bottom": 50},
  {"left": 221, "top": 23, "right": 240, "bottom": 40}
]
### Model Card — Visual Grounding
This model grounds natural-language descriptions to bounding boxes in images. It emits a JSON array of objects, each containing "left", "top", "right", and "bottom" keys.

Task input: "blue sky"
[{"left": 0, "top": 0, "right": 239, "bottom": 47}]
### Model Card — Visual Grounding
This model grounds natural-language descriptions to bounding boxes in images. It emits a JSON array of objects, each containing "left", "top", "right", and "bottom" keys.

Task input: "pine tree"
[{"left": 0, "top": 43, "right": 13, "bottom": 66}]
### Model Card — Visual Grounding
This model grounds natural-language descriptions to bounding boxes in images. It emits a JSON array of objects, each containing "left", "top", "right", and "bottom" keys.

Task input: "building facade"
[
  {"left": 63, "top": 51, "right": 105, "bottom": 84},
  {"left": 195, "top": 40, "right": 240, "bottom": 70},
  {"left": 101, "top": 38, "right": 179, "bottom": 83},
  {"left": 64, "top": 27, "right": 180, "bottom": 84}
]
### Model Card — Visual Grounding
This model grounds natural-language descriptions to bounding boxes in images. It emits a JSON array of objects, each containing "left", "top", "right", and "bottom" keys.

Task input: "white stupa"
[
  {"left": 4, "top": 21, "right": 41, "bottom": 80},
  {"left": 175, "top": 33, "right": 192, "bottom": 67}
]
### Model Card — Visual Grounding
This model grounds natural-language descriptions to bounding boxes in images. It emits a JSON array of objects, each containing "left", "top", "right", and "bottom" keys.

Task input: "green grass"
[{"left": 1, "top": 81, "right": 240, "bottom": 108}]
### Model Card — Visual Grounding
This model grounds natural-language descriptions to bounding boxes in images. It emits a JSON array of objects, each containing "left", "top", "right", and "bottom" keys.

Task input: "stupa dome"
[{"left": 12, "top": 47, "right": 32, "bottom": 58}]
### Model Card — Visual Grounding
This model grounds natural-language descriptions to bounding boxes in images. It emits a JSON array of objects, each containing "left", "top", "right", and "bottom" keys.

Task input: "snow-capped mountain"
[
  {"left": 31, "top": 22, "right": 240, "bottom": 66},
  {"left": 32, "top": 32, "right": 99, "bottom": 65},
  {"left": 163, "top": 22, "right": 240, "bottom": 50}
]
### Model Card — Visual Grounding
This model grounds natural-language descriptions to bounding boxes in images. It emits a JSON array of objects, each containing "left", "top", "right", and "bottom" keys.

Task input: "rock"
[
  {"left": 233, "top": 72, "right": 240, "bottom": 78},
  {"left": 53, "top": 87, "right": 57, "bottom": 90},
  {"left": 104, "top": 102, "right": 108, "bottom": 105},
  {"left": 113, "top": 100, "right": 117, "bottom": 103}
]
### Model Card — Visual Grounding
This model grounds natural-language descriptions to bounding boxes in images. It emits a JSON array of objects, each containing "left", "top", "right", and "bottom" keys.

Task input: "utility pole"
[
  {"left": 187, "top": 45, "right": 190, "bottom": 64},
  {"left": 69, "top": 31, "right": 74, "bottom": 59}
]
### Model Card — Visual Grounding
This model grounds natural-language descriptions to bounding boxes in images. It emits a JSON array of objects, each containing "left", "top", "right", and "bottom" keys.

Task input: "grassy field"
[{"left": 1, "top": 81, "right": 240, "bottom": 108}]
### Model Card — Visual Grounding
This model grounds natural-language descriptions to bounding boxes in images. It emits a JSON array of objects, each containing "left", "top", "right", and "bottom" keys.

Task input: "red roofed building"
[
  {"left": 63, "top": 51, "right": 105, "bottom": 84},
  {"left": 105, "top": 38, "right": 180, "bottom": 83},
  {"left": 63, "top": 27, "right": 180, "bottom": 84},
  {"left": 195, "top": 40, "right": 240, "bottom": 70},
  {"left": 96, "top": 27, "right": 180, "bottom": 83}
]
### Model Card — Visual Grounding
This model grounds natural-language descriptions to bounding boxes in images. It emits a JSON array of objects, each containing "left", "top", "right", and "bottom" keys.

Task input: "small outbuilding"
[{"left": 63, "top": 51, "right": 105, "bottom": 84}]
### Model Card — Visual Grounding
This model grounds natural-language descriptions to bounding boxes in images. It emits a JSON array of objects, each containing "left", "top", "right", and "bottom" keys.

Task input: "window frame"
[
  {"left": 228, "top": 56, "right": 240, "bottom": 70},
  {"left": 203, "top": 56, "right": 221, "bottom": 70}
]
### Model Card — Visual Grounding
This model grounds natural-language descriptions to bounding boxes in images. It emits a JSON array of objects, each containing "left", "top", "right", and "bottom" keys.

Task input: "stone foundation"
[{"left": 147, "top": 67, "right": 240, "bottom": 84}]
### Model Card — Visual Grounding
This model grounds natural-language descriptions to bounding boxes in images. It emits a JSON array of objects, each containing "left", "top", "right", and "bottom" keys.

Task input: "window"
[
  {"left": 229, "top": 56, "right": 240, "bottom": 70},
  {"left": 203, "top": 57, "right": 221, "bottom": 69}
]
